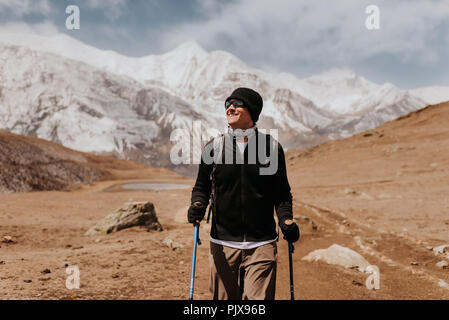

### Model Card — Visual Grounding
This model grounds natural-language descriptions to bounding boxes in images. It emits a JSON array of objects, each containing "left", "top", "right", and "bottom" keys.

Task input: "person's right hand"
[{"left": 187, "top": 202, "right": 206, "bottom": 224}]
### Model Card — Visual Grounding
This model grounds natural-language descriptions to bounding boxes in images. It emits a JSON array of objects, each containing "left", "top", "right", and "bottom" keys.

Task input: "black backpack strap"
[
  {"left": 206, "top": 134, "right": 224, "bottom": 223},
  {"left": 206, "top": 165, "right": 215, "bottom": 224}
]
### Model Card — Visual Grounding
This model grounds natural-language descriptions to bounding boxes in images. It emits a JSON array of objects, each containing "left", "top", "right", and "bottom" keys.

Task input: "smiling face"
[{"left": 225, "top": 99, "right": 254, "bottom": 129}]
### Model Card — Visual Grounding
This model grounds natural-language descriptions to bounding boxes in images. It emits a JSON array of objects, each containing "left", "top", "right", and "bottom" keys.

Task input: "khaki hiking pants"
[{"left": 209, "top": 241, "right": 277, "bottom": 300}]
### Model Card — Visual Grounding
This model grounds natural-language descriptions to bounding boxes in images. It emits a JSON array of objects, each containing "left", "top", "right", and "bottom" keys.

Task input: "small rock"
[
  {"left": 41, "top": 268, "right": 51, "bottom": 274},
  {"left": 438, "top": 280, "right": 449, "bottom": 290},
  {"left": 162, "top": 239, "right": 173, "bottom": 248},
  {"left": 436, "top": 261, "right": 448, "bottom": 269},
  {"left": 95, "top": 239, "right": 101, "bottom": 243},
  {"left": 411, "top": 262, "right": 419, "bottom": 266},
  {"left": 0, "top": 261, "right": 4, "bottom": 265},
  {"left": 162, "top": 238, "right": 184, "bottom": 250},
  {"left": 39, "top": 278, "right": 51, "bottom": 282},
  {"left": 2, "top": 236, "right": 14, "bottom": 243},
  {"left": 352, "top": 280, "right": 363, "bottom": 286},
  {"left": 112, "top": 274, "right": 119, "bottom": 278},
  {"left": 312, "top": 221, "right": 318, "bottom": 231},
  {"left": 23, "top": 280, "right": 32, "bottom": 283},
  {"left": 343, "top": 188, "right": 357, "bottom": 195},
  {"left": 433, "top": 244, "right": 449, "bottom": 255},
  {"left": 65, "top": 244, "right": 72, "bottom": 248}
]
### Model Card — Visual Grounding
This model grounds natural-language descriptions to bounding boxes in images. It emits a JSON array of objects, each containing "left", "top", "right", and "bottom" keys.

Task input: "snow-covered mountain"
[
  {"left": 409, "top": 86, "right": 449, "bottom": 106},
  {"left": 0, "top": 44, "right": 215, "bottom": 174},
  {"left": 0, "top": 32, "right": 446, "bottom": 175}
]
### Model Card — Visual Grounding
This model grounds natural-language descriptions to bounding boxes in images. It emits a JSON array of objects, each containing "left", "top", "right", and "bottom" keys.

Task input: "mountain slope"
[
  {"left": 286, "top": 100, "right": 449, "bottom": 243},
  {"left": 0, "top": 130, "right": 107, "bottom": 193},
  {"left": 0, "top": 129, "right": 183, "bottom": 193}
]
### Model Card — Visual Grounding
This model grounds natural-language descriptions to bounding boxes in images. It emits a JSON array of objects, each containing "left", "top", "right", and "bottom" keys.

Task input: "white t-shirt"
[
  {"left": 210, "top": 237, "right": 277, "bottom": 249},
  {"left": 210, "top": 139, "right": 277, "bottom": 249}
]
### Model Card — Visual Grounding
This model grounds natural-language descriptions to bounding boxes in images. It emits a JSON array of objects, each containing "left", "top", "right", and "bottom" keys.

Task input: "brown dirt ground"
[{"left": 1, "top": 102, "right": 449, "bottom": 300}]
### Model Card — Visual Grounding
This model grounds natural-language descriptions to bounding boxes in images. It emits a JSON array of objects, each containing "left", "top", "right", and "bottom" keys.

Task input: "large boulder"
[
  {"left": 85, "top": 201, "right": 162, "bottom": 236},
  {"left": 302, "top": 244, "right": 371, "bottom": 272}
]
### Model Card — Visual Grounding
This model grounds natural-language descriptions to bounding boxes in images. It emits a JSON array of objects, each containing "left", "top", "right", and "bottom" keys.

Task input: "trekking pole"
[
  {"left": 288, "top": 242, "right": 295, "bottom": 300},
  {"left": 189, "top": 222, "right": 200, "bottom": 300}
]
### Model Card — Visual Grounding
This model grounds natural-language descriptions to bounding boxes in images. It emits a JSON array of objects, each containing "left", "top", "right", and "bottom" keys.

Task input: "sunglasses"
[{"left": 225, "top": 99, "right": 245, "bottom": 109}]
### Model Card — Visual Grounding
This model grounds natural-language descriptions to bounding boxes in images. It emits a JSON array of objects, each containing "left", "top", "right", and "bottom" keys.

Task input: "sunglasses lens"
[{"left": 225, "top": 99, "right": 244, "bottom": 109}]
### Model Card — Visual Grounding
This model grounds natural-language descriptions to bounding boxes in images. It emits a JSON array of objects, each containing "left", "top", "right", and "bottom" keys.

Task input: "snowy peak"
[
  {"left": 165, "top": 40, "right": 208, "bottom": 60},
  {"left": 409, "top": 86, "right": 449, "bottom": 106},
  {"left": 309, "top": 68, "right": 359, "bottom": 82}
]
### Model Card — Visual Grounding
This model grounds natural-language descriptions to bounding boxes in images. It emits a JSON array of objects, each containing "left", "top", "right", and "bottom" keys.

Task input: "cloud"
[
  {"left": 0, "top": 0, "right": 52, "bottom": 17},
  {"left": 84, "top": 0, "right": 127, "bottom": 21},
  {"left": 0, "top": 21, "right": 59, "bottom": 36},
  {"left": 159, "top": 0, "right": 449, "bottom": 71}
]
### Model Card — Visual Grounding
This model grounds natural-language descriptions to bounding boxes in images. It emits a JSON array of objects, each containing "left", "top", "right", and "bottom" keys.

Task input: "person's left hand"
[{"left": 280, "top": 219, "right": 300, "bottom": 243}]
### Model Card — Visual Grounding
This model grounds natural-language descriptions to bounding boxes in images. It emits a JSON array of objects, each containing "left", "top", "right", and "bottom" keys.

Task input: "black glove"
[
  {"left": 280, "top": 218, "right": 300, "bottom": 243},
  {"left": 187, "top": 202, "right": 206, "bottom": 224}
]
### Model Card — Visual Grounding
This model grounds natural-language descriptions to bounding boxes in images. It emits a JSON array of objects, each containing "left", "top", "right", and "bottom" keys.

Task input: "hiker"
[{"left": 188, "top": 87, "right": 300, "bottom": 300}]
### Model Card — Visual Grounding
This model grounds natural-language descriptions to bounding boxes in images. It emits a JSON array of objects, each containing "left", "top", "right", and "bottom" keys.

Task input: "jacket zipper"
[
  {"left": 240, "top": 136, "right": 246, "bottom": 242},
  {"left": 241, "top": 162, "right": 246, "bottom": 242},
  {"left": 233, "top": 135, "right": 246, "bottom": 242}
]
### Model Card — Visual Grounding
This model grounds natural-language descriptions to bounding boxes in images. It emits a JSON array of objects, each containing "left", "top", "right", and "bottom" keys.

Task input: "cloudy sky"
[{"left": 0, "top": 0, "right": 448, "bottom": 89}]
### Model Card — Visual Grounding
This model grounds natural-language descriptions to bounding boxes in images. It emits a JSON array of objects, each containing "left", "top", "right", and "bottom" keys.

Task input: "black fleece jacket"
[{"left": 190, "top": 131, "right": 293, "bottom": 242}]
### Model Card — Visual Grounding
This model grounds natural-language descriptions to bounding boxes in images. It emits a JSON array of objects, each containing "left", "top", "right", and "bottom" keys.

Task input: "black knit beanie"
[{"left": 225, "top": 87, "right": 263, "bottom": 123}]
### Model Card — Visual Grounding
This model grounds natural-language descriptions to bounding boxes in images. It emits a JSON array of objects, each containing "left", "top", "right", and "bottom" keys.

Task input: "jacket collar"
[{"left": 226, "top": 125, "right": 257, "bottom": 140}]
